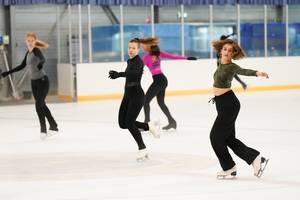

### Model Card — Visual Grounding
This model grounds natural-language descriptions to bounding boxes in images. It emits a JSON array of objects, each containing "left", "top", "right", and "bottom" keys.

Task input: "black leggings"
[
  {"left": 210, "top": 90, "right": 259, "bottom": 171},
  {"left": 31, "top": 76, "right": 57, "bottom": 133},
  {"left": 144, "top": 74, "right": 175, "bottom": 123},
  {"left": 119, "top": 86, "right": 149, "bottom": 150}
]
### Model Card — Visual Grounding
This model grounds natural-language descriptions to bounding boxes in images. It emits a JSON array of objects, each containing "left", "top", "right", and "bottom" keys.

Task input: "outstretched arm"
[
  {"left": 236, "top": 65, "right": 269, "bottom": 78},
  {"left": 1, "top": 52, "right": 28, "bottom": 77},
  {"left": 159, "top": 51, "right": 187, "bottom": 60},
  {"left": 159, "top": 51, "right": 197, "bottom": 60}
]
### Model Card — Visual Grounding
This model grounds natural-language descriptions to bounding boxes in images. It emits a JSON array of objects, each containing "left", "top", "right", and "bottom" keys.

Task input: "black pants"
[
  {"left": 119, "top": 86, "right": 149, "bottom": 150},
  {"left": 31, "top": 76, "right": 57, "bottom": 133},
  {"left": 144, "top": 74, "right": 175, "bottom": 123},
  {"left": 210, "top": 90, "right": 259, "bottom": 171}
]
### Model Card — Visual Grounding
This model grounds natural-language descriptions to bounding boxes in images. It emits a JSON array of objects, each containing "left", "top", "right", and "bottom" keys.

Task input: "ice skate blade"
[
  {"left": 136, "top": 157, "right": 149, "bottom": 162},
  {"left": 136, "top": 155, "right": 149, "bottom": 162},
  {"left": 217, "top": 171, "right": 237, "bottom": 180},
  {"left": 217, "top": 175, "right": 237, "bottom": 180},
  {"left": 48, "top": 130, "right": 59, "bottom": 137},
  {"left": 255, "top": 157, "right": 269, "bottom": 178},
  {"left": 40, "top": 133, "right": 47, "bottom": 140},
  {"left": 162, "top": 129, "right": 177, "bottom": 133}
]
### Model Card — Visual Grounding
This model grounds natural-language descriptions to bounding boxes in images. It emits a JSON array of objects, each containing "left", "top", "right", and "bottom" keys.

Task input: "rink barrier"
[
  {"left": 73, "top": 84, "right": 300, "bottom": 101},
  {"left": 58, "top": 56, "right": 300, "bottom": 102},
  {"left": 57, "top": 63, "right": 74, "bottom": 102},
  {"left": 58, "top": 95, "right": 73, "bottom": 102}
]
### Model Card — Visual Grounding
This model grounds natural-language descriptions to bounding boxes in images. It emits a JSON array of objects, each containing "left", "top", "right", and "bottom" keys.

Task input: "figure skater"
[
  {"left": 210, "top": 39, "right": 269, "bottom": 179},
  {"left": 138, "top": 37, "right": 197, "bottom": 130},
  {"left": 1, "top": 32, "right": 58, "bottom": 140},
  {"left": 108, "top": 38, "right": 160, "bottom": 161}
]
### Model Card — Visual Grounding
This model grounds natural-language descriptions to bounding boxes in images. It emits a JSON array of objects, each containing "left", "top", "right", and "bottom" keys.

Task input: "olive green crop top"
[{"left": 213, "top": 62, "right": 257, "bottom": 88}]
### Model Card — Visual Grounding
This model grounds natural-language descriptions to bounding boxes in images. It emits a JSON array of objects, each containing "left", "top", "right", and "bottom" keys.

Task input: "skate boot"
[
  {"left": 40, "top": 132, "right": 47, "bottom": 140},
  {"left": 217, "top": 165, "right": 237, "bottom": 179},
  {"left": 148, "top": 120, "right": 160, "bottom": 138},
  {"left": 162, "top": 120, "right": 177, "bottom": 131},
  {"left": 49, "top": 126, "right": 59, "bottom": 136},
  {"left": 252, "top": 156, "right": 269, "bottom": 178},
  {"left": 40, "top": 126, "right": 47, "bottom": 140},
  {"left": 136, "top": 148, "right": 149, "bottom": 162}
]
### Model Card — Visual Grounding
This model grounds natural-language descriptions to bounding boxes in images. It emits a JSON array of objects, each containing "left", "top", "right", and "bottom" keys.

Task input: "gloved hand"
[
  {"left": 37, "top": 64, "right": 43, "bottom": 70},
  {"left": 220, "top": 35, "right": 227, "bottom": 40},
  {"left": 108, "top": 70, "right": 120, "bottom": 79},
  {"left": 1, "top": 71, "right": 10, "bottom": 78},
  {"left": 187, "top": 56, "right": 197, "bottom": 60}
]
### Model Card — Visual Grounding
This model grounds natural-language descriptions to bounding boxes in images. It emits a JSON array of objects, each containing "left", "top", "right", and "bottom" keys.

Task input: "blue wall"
[{"left": 92, "top": 23, "right": 300, "bottom": 61}]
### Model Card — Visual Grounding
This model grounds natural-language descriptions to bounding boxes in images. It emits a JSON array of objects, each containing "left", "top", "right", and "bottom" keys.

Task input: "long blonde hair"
[
  {"left": 26, "top": 32, "right": 49, "bottom": 49},
  {"left": 212, "top": 39, "right": 245, "bottom": 60}
]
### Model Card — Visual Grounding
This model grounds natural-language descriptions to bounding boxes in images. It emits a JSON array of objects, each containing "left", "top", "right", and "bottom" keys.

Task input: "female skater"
[
  {"left": 108, "top": 38, "right": 160, "bottom": 161},
  {"left": 1, "top": 32, "right": 58, "bottom": 139},
  {"left": 210, "top": 39, "right": 269, "bottom": 179},
  {"left": 138, "top": 37, "right": 197, "bottom": 130}
]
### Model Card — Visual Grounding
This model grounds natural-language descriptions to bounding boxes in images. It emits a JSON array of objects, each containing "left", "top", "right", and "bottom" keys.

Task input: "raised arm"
[{"left": 32, "top": 48, "right": 45, "bottom": 70}]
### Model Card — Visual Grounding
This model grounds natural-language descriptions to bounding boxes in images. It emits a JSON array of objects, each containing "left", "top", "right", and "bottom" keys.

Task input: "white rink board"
[{"left": 76, "top": 56, "right": 300, "bottom": 98}]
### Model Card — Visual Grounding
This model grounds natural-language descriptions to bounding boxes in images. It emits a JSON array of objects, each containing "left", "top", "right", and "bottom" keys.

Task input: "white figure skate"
[
  {"left": 40, "top": 132, "right": 47, "bottom": 140},
  {"left": 252, "top": 156, "right": 269, "bottom": 178},
  {"left": 217, "top": 165, "right": 237, "bottom": 179},
  {"left": 136, "top": 149, "right": 149, "bottom": 162},
  {"left": 148, "top": 120, "right": 160, "bottom": 138}
]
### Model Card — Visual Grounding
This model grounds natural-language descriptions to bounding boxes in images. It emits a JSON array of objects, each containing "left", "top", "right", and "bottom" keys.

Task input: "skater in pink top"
[{"left": 138, "top": 37, "right": 197, "bottom": 130}]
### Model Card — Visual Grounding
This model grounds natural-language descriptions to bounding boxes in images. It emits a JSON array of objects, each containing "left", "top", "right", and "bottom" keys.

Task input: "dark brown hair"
[
  {"left": 150, "top": 45, "right": 160, "bottom": 58},
  {"left": 137, "top": 37, "right": 159, "bottom": 46},
  {"left": 212, "top": 39, "right": 245, "bottom": 60},
  {"left": 129, "top": 38, "right": 141, "bottom": 48}
]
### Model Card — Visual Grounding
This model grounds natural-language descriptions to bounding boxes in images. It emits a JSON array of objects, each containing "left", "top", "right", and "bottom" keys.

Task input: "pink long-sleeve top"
[{"left": 143, "top": 51, "right": 187, "bottom": 75}]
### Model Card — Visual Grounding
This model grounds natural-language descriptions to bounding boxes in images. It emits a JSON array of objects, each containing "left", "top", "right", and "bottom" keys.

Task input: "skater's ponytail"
[
  {"left": 150, "top": 45, "right": 160, "bottom": 59},
  {"left": 26, "top": 32, "right": 49, "bottom": 49},
  {"left": 137, "top": 37, "right": 159, "bottom": 46}
]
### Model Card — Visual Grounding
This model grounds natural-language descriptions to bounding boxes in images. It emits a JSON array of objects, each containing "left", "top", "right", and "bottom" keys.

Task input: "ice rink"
[{"left": 1, "top": 90, "right": 300, "bottom": 200}]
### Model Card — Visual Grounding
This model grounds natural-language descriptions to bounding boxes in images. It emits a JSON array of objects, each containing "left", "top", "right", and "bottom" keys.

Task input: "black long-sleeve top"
[{"left": 119, "top": 55, "right": 144, "bottom": 87}]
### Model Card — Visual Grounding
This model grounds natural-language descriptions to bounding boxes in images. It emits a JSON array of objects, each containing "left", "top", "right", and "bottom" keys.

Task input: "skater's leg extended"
[
  {"left": 31, "top": 79, "right": 47, "bottom": 135},
  {"left": 227, "top": 126, "right": 260, "bottom": 165},
  {"left": 125, "top": 89, "right": 147, "bottom": 150},
  {"left": 210, "top": 114, "right": 236, "bottom": 171},
  {"left": 144, "top": 81, "right": 160, "bottom": 123},
  {"left": 157, "top": 89, "right": 176, "bottom": 130}
]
